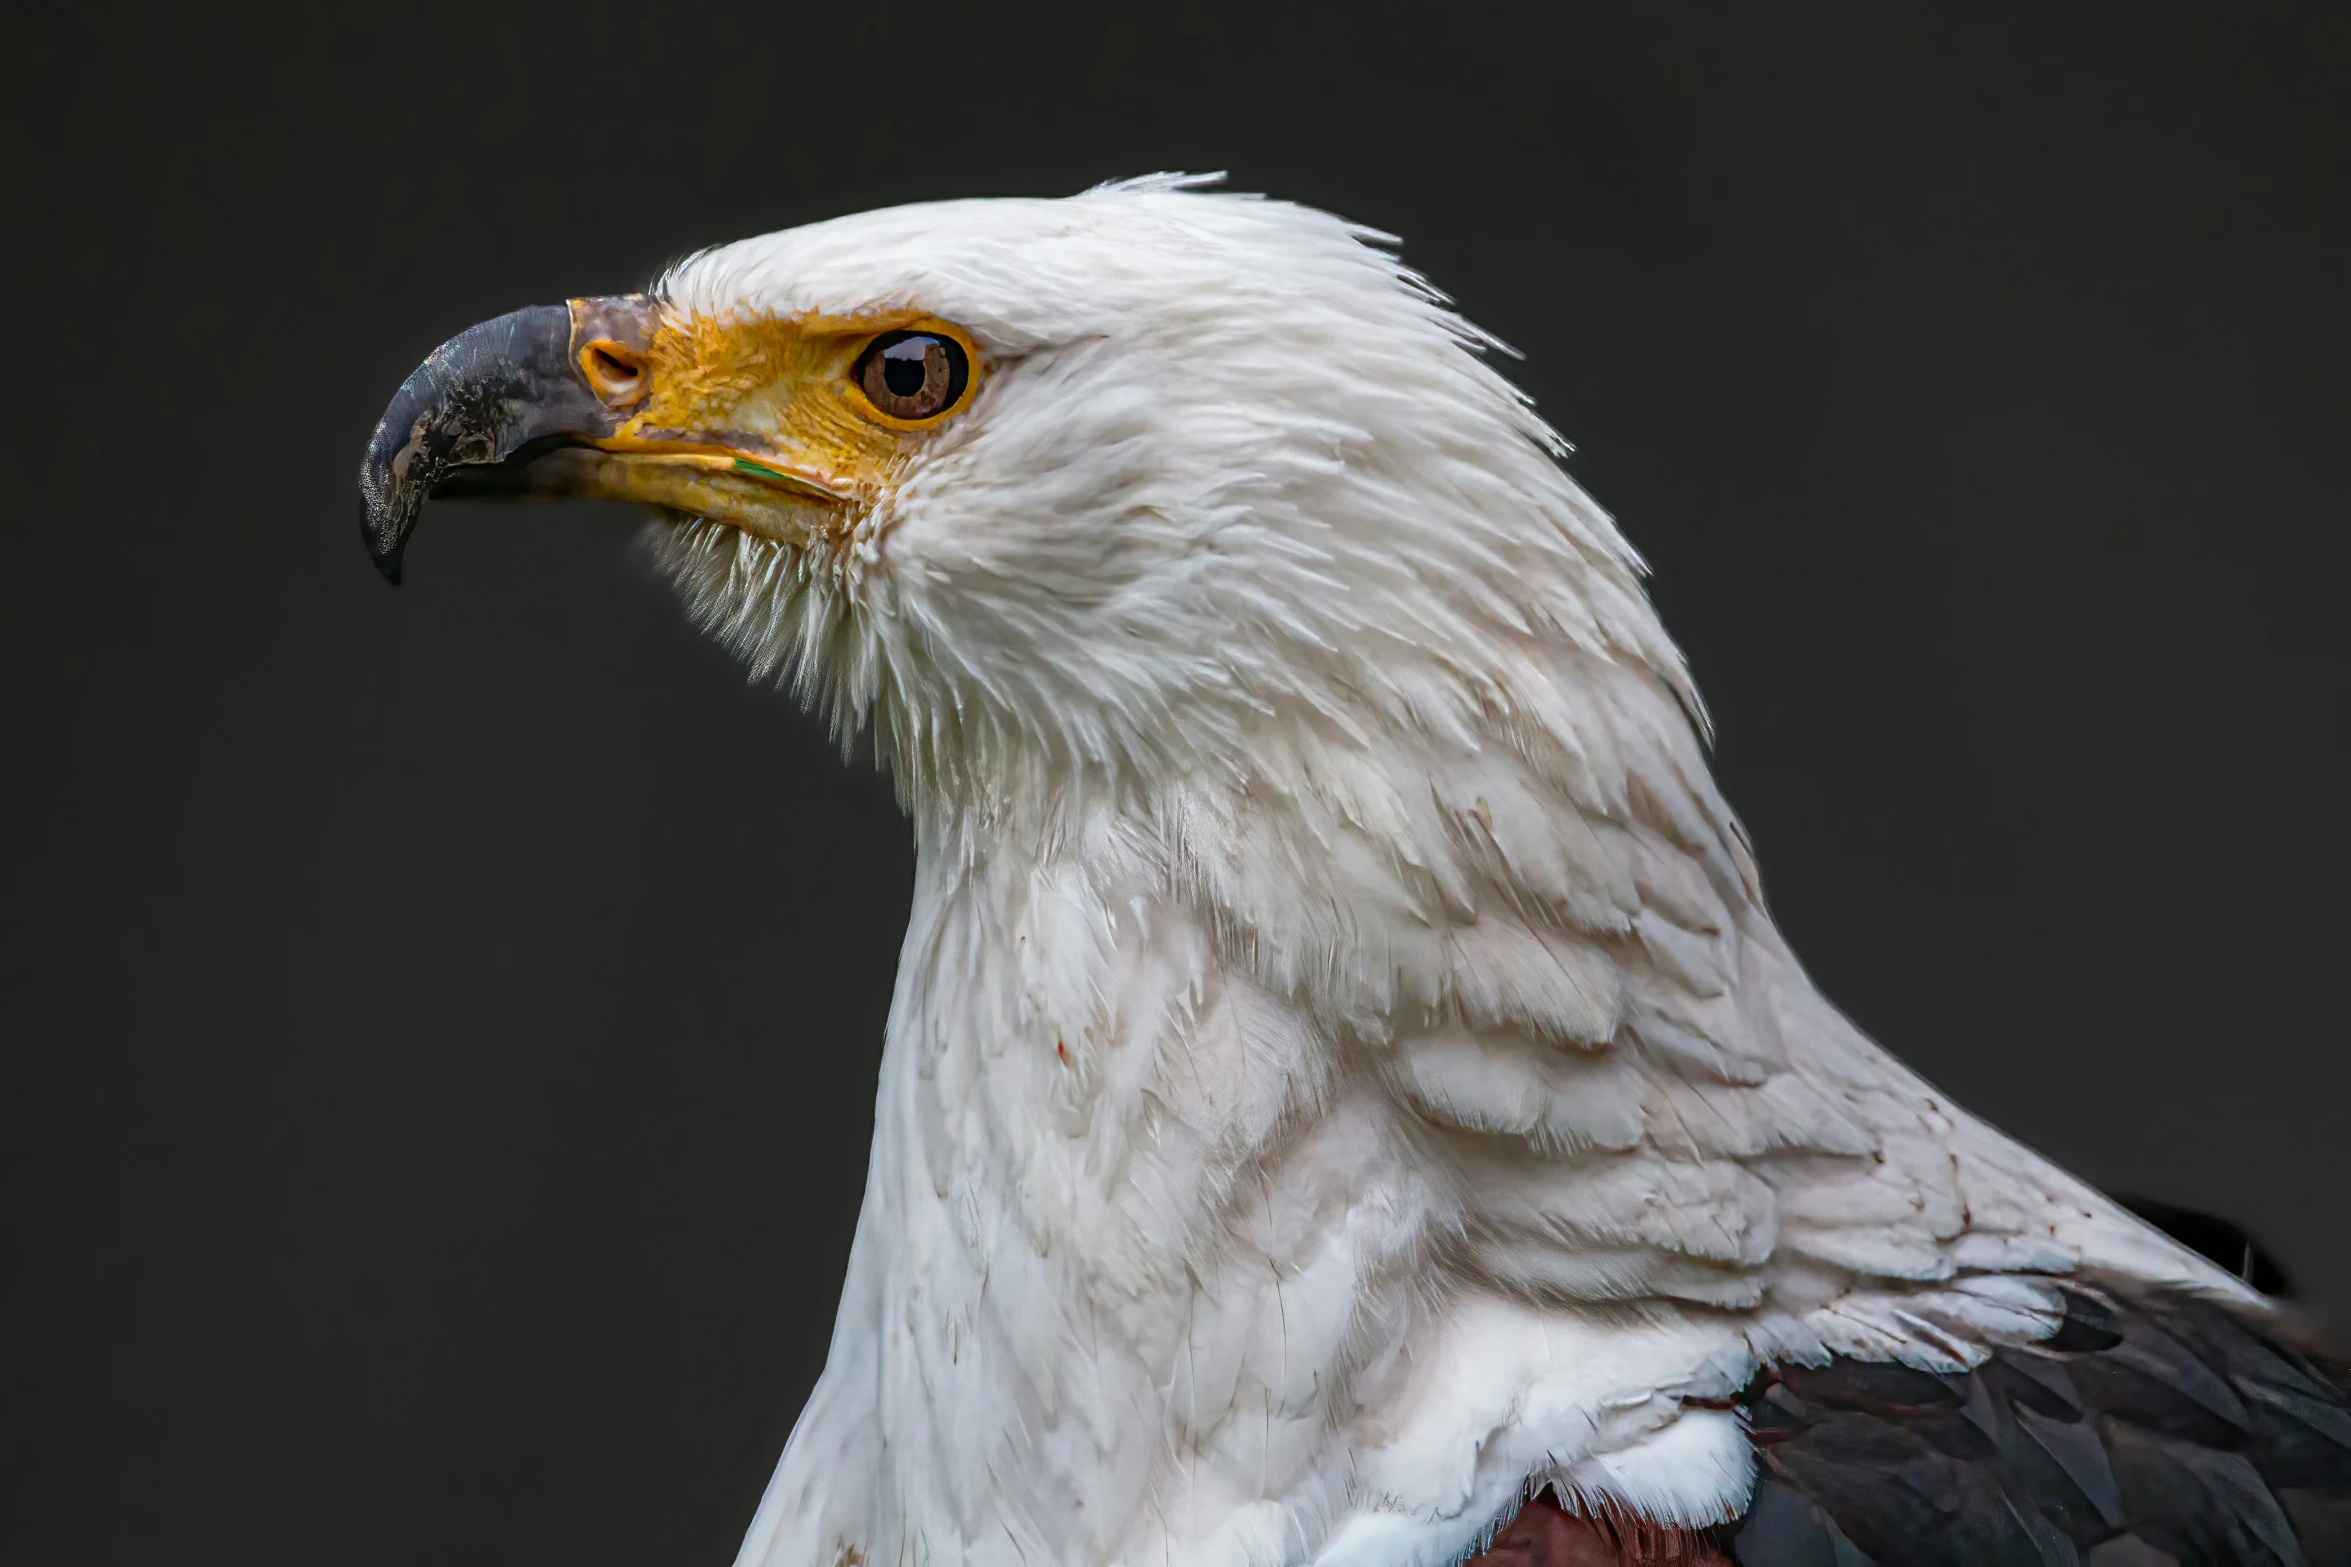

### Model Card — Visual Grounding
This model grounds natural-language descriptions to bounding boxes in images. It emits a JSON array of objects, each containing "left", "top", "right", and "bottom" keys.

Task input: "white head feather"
[{"left": 637, "top": 178, "right": 2227, "bottom": 1567}]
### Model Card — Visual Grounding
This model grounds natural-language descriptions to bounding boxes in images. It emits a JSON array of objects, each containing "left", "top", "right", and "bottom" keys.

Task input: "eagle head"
[{"left": 361, "top": 176, "right": 1692, "bottom": 815}]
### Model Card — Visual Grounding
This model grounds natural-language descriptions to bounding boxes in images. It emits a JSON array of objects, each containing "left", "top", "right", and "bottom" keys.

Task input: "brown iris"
[{"left": 854, "top": 330, "right": 969, "bottom": 422}]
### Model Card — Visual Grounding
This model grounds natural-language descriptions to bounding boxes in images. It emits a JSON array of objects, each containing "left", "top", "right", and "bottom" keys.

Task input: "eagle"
[{"left": 360, "top": 177, "right": 2350, "bottom": 1566}]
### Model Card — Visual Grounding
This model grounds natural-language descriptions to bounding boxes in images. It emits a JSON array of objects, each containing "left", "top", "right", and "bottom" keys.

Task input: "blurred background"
[{"left": 6, "top": 4, "right": 2347, "bottom": 1562}]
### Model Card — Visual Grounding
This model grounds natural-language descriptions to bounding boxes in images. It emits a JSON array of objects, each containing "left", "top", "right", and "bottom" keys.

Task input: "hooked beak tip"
[
  {"left": 357, "top": 489, "right": 409, "bottom": 585},
  {"left": 356, "top": 297, "right": 647, "bottom": 588}
]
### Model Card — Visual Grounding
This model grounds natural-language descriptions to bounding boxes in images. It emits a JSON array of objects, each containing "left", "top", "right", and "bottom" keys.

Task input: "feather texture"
[
  {"left": 1726, "top": 1275, "right": 2351, "bottom": 1565},
  {"left": 599, "top": 181, "right": 2311, "bottom": 1567}
]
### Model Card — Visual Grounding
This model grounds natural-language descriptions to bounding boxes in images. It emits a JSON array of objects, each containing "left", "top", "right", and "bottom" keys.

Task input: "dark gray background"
[{"left": 6, "top": 4, "right": 2346, "bottom": 1563}]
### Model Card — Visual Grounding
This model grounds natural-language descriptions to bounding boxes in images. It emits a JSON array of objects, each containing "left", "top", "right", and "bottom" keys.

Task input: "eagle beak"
[
  {"left": 356, "top": 295, "right": 660, "bottom": 584},
  {"left": 360, "top": 295, "right": 858, "bottom": 583}
]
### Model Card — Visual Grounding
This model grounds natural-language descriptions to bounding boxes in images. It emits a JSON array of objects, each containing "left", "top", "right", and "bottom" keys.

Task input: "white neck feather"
[{"left": 730, "top": 679, "right": 2220, "bottom": 1567}]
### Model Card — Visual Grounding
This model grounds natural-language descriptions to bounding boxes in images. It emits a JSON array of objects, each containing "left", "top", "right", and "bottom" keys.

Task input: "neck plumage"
[
  {"left": 733, "top": 650, "right": 2222, "bottom": 1567},
  {"left": 744, "top": 783, "right": 1413, "bottom": 1567}
]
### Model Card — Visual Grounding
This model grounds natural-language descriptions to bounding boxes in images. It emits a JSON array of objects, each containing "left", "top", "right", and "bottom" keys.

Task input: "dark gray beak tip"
[
  {"left": 356, "top": 301, "right": 628, "bottom": 588},
  {"left": 358, "top": 478, "right": 410, "bottom": 586},
  {"left": 369, "top": 534, "right": 406, "bottom": 586}
]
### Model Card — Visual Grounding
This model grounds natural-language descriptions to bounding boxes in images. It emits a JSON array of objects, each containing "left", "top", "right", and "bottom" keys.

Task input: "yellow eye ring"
[{"left": 845, "top": 317, "right": 982, "bottom": 430}]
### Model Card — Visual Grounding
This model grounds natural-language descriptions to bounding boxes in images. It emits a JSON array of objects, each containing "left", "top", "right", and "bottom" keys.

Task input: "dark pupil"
[{"left": 881, "top": 339, "right": 933, "bottom": 398}]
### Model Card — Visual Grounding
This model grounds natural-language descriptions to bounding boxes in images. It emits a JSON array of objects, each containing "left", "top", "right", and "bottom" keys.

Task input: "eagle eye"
[{"left": 853, "top": 330, "right": 970, "bottom": 424}]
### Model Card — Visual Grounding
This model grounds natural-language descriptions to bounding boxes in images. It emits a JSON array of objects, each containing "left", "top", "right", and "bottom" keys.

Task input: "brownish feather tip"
[{"left": 1465, "top": 1491, "right": 1731, "bottom": 1567}]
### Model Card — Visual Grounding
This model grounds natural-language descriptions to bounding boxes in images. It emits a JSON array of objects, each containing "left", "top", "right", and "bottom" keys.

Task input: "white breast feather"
[{"left": 637, "top": 177, "right": 2238, "bottom": 1567}]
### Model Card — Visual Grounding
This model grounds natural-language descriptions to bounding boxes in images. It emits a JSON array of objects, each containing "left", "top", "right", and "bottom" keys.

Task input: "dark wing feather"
[{"left": 1724, "top": 1276, "right": 2351, "bottom": 1567}]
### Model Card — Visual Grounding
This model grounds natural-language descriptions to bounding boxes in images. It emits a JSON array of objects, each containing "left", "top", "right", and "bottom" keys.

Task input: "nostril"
[{"left": 579, "top": 340, "right": 647, "bottom": 404}]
